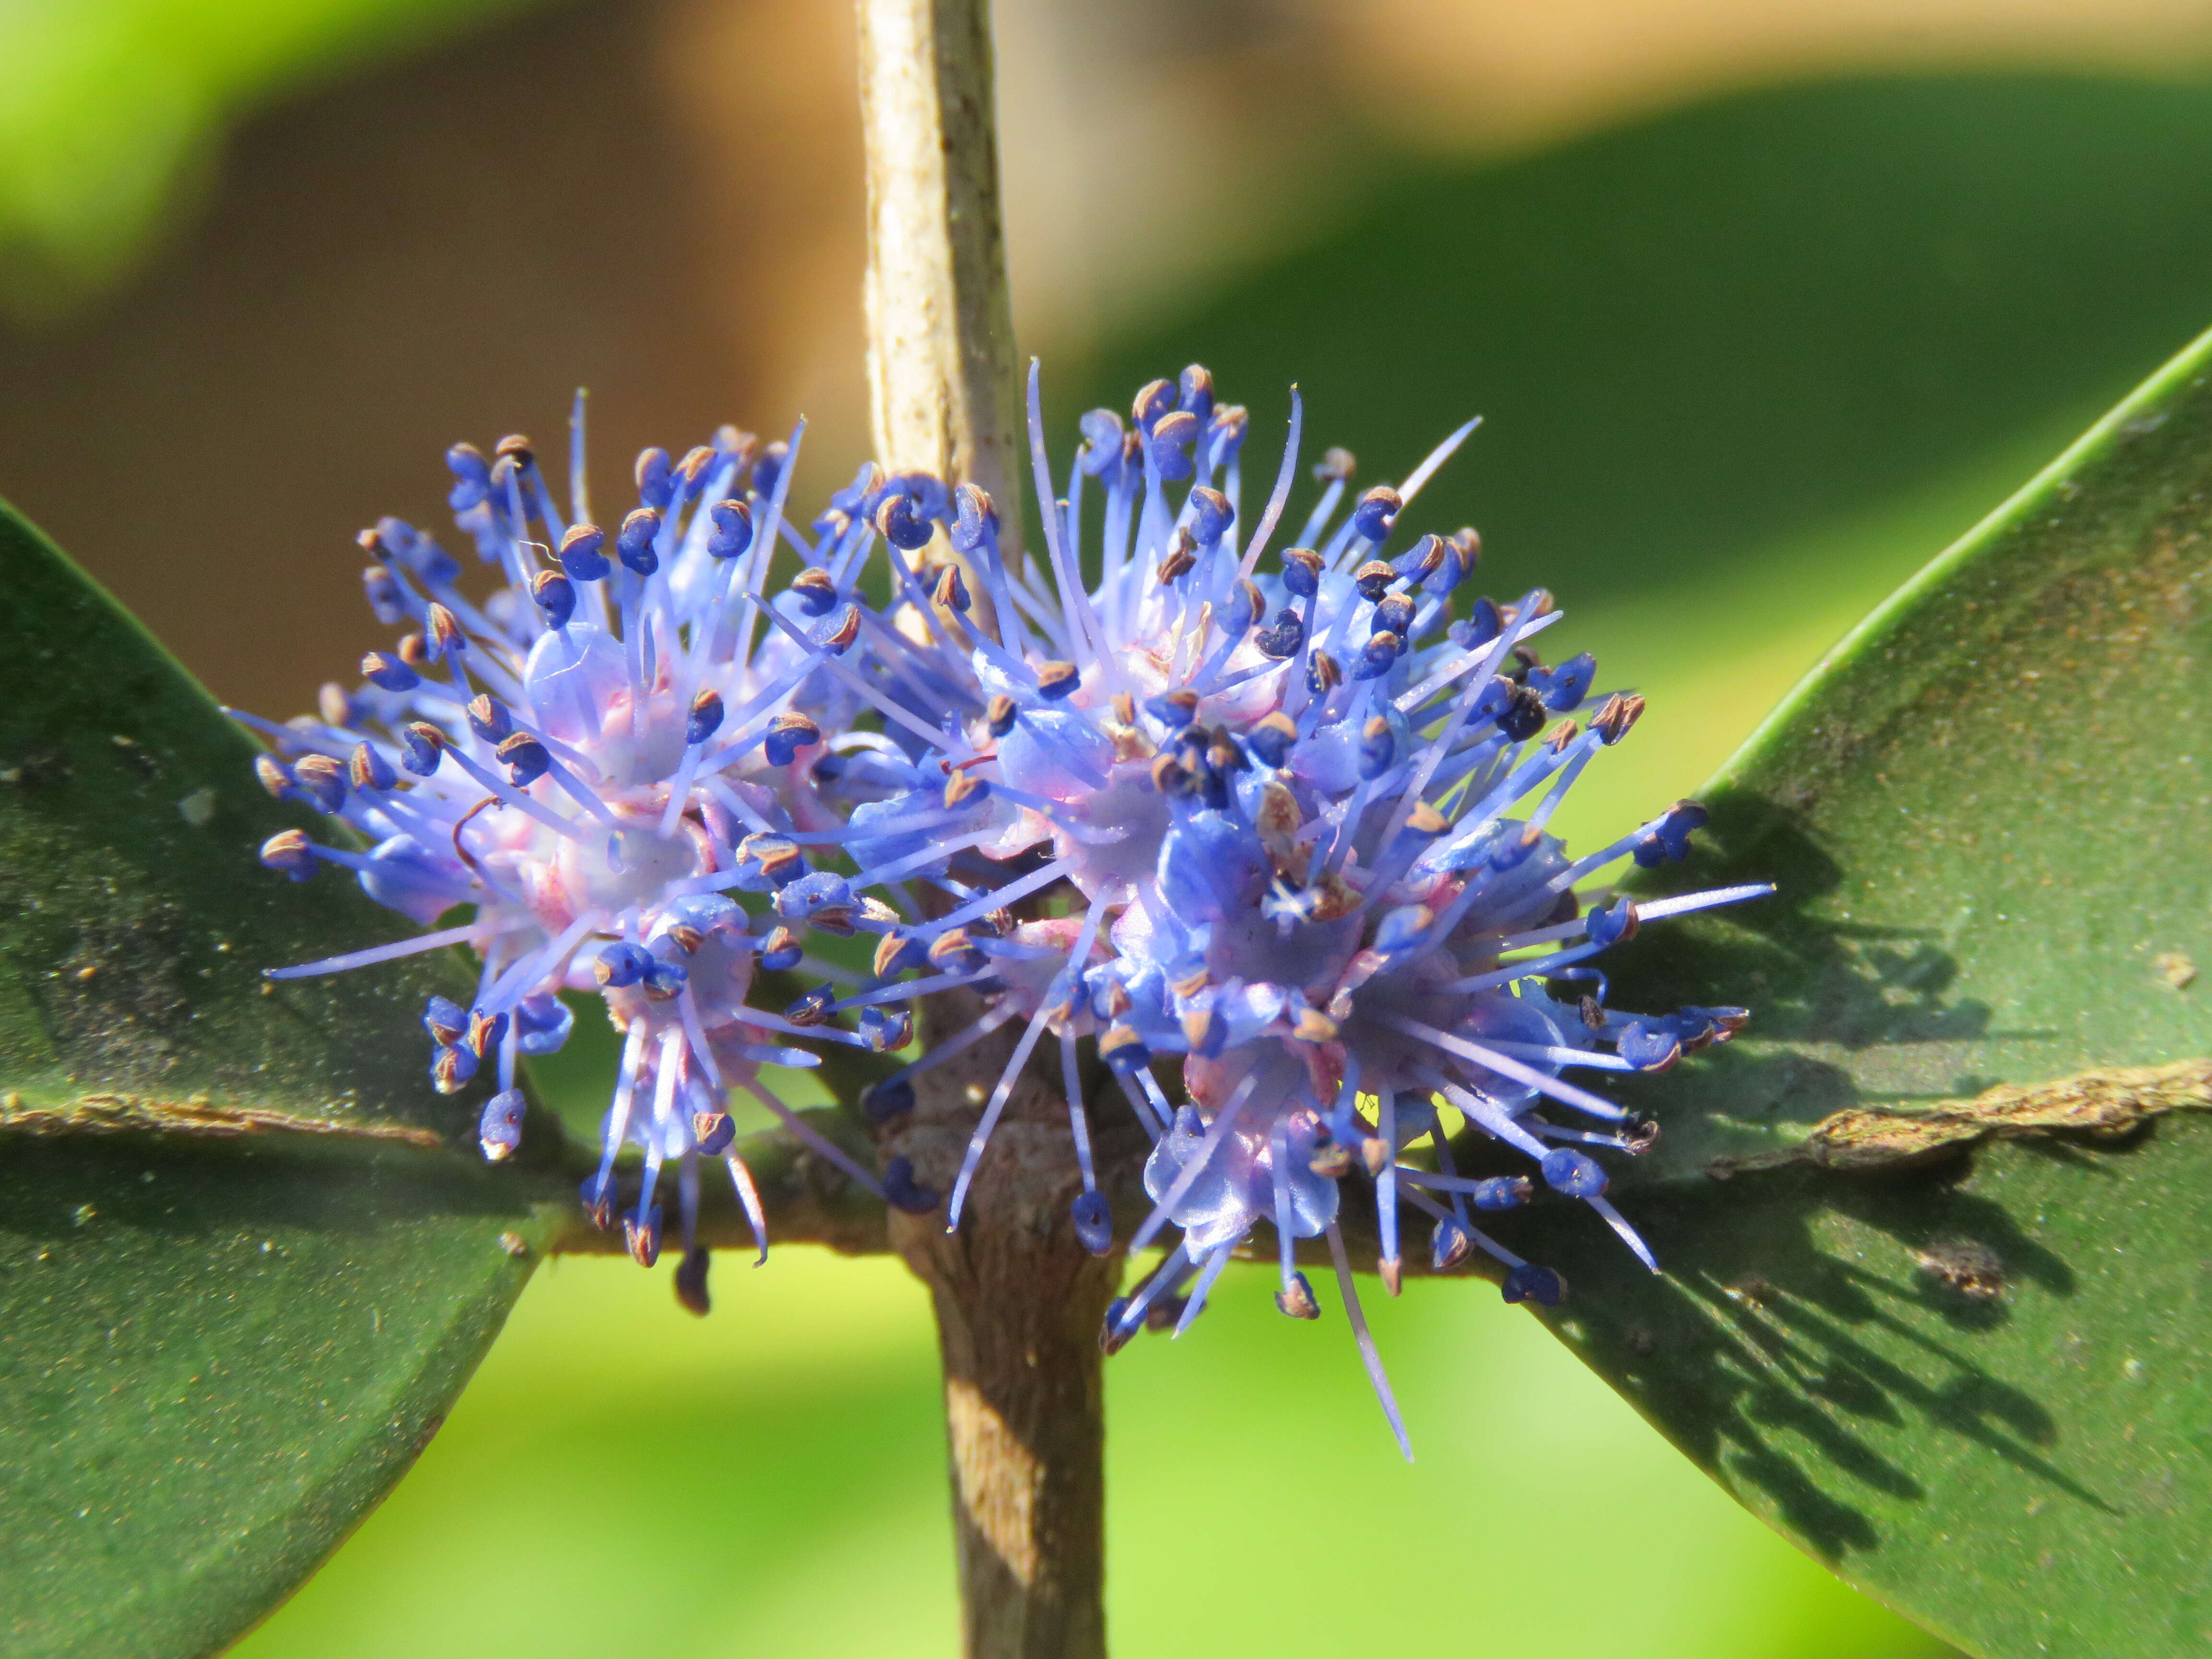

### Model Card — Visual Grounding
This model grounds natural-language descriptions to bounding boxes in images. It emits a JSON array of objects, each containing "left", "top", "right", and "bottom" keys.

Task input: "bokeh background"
[{"left": 10, "top": 0, "right": 2212, "bottom": 1652}]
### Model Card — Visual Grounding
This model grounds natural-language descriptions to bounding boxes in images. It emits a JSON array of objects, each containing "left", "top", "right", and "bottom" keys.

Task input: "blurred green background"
[{"left": 11, "top": 0, "right": 2212, "bottom": 1653}]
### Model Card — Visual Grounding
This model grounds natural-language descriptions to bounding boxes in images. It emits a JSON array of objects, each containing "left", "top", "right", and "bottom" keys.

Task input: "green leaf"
[
  {"left": 1513, "top": 323, "right": 2212, "bottom": 1655},
  {"left": 0, "top": 500, "right": 559, "bottom": 1659}
]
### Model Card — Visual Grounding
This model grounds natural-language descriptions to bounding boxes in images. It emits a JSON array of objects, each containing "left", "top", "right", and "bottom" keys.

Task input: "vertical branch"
[
  {"left": 856, "top": 0, "right": 1026, "bottom": 554},
  {"left": 855, "top": 5, "right": 1109, "bottom": 1657}
]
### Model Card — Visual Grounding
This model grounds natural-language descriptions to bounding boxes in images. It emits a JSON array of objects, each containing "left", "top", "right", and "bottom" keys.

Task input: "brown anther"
[
  {"left": 985, "top": 694, "right": 1018, "bottom": 737},
  {"left": 1111, "top": 725, "right": 1155, "bottom": 763},
  {"left": 821, "top": 607, "right": 862, "bottom": 651},
  {"left": 426, "top": 603, "right": 467, "bottom": 658},
  {"left": 494, "top": 433, "right": 534, "bottom": 466},
  {"left": 739, "top": 833, "right": 801, "bottom": 882},
  {"left": 1099, "top": 1026, "right": 1146, "bottom": 1068},
  {"left": 1380, "top": 1258, "right": 1404, "bottom": 1298},
  {"left": 1283, "top": 547, "right": 1323, "bottom": 590},
  {"left": 791, "top": 566, "right": 837, "bottom": 607},
  {"left": 580, "top": 1181, "right": 614, "bottom": 1232},
  {"left": 1360, "top": 1137, "right": 1392, "bottom": 1178},
  {"left": 769, "top": 711, "right": 822, "bottom": 755},
  {"left": 1309, "top": 1142, "right": 1352, "bottom": 1178},
  {"left": 1157, "top": 545, "right": 1197, "bottom": 584},
  {"left": 1112, "top": 692, "right": 1136, "bottom": 726},
  {"left": 1253, "top": 712, "right": 1298, "bottom": 761},
  {"left": 1591, "top": 692, "right": 1646, "bottom": 745},
  {"left": 873, "top": 931, "right": 917, "bottom": 978},
  {"left": 1451, "top": 527, "right": 1482, "bottom": 568},
  {"left": 667, "top": 924, "right": 705, "bottom": 955},
  {"left": 466, "top": 1010, "right": 504, "bottom": 1058},
  {"left": 1580, "top": 995, "right": 1607, "bottom": 1031},
  {"left": 1035, "top": 661, "right": 1081, "bottom": 699},
  {"left": 346, "top": 747, "right": 386, "bottom": 792},
  {"left": 677, "top": 445, "right": 715, "bottom": 486},
  {"left": 1235, "top": 578, "right": 1265, "bottom": 629},
  {"left": 397, "top": 632, "right": 431, "bottom": 669},
  {"left": 1412, "top": 535, "right": 1446, "bottom": 581},
  {"left": 932, "top": 563, "right": 969, "bottom": 613},
  {"left": 1310, "top": 870, "right": 1362, "bottom": 923},
  {"left": 783, "top": 986, "right": 834, "bottom": 1026},
  {"left": 1433, "top": 1225, "right": 1474, "bottom": 1272},
  {"left": 431, "top": 1046, "right": 474, "bottom": 1095},
  {"left": 1291, "top": 1005, "right": 1339, "bottom": 1043},
  {"left": 491, "top": 734, "right": 539, "bottom": 775},
  {"left": 1132, "top": 378, "right": 1175, "bottom": 428},
  {"left": 944, "top": 772, "right": 989, "bottom": 810},
  {"left": 1529, "top": 589, "right": 1557, "bottom": 617},
  {"left": 1156, "top": 688, "right": 1200, "bottom": 725},
  {"left": 1255, "top": 779, "right": 1301, "bottom": 846},
  {"left": 673, "top": 1245, "right": 712, "bottom": 1316},
  {"left": 928, "top": 929, "right": 980, "bottom": 970},
  {"left": 253, "top": 754, "right": 292, "bottom": 797},
  {"left": 293, "top": 753, "right": 344, "bottom": 793},
  {"left": 1307, "top": 650, "right": 1343, "bottom": 692},
  {"left": 1180, "top": 1009, "right": 1220, "bottom": 1051},
  {"left": 1104, "top": 980, "right": 1133, "bottom": 1018},
  {"left": 1315, "top": 446, "right": 1357, "bottom": 483},
  {"left": 1405, "top": 800, "right": 1449, "bottom": 837},
  {"left": 1353, "top": 559, "right": 1395, "bottom": 601},
  {"left": 1150, "top": 753, "right": 1193, "bottom": 797},
  {"left": 1274, "top": 1276, "right": 1320, "bottom": 1319},
  {"left": 1547, "top": 721, "right": 1581, "bottom": 753},
  {"left": 1169, "top": 964, "right": 1211, "bottom": 999},
  {"left": 760, "top": 923, "right": 801, "bottom": 963}
]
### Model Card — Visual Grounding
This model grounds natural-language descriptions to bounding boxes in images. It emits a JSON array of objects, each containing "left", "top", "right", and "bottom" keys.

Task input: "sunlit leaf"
[
  {"left": 1510, "top": 322, "right": 2212, "bottom": 1658},
  {"left": 0, "top": 499, "right": 559, "bottom": 1659}
]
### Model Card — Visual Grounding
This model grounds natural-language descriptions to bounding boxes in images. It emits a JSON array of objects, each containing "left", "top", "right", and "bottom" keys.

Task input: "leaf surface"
[
  {"left": 0, "top": 501, "right": 556, "bottom": 1659},
  {"left": 1513, "top": 324, "right": 2212, "bottom": 1656}
]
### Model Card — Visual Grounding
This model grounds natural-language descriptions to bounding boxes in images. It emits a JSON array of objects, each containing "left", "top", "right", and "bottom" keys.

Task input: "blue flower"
[
  {"left": 247, "top": 365, "right": 1766, "bottom": 1451},
  {"left": 804, "top": 363, "right": 1770, "bottom": 1455},
  {"left": 242, "top": 404, "right": 912, "bottom": 1309}
]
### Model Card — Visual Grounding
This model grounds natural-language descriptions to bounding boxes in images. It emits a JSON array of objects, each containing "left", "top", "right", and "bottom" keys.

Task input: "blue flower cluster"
[{"left": 248, "top": 368, "right": 1764, "bottom": 1438}]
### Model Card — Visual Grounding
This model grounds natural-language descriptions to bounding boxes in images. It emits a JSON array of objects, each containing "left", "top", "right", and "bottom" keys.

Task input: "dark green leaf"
[
  {"left": 1510, "top": 324, "right": 2212, "bottom": 1656},
  {"left": 0, "top": 500, "right": 558, "bottom": 1659}
]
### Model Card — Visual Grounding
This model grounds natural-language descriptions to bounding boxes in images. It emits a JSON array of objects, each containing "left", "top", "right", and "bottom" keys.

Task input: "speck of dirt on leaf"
[
  {"left": 497, "top": 1231, "right": 529, "bottom": 1258},
  {"left": 176, "top": 786, "right": 217, "bottom": 827},
  {"left": 109, "top": 734, "right": 159, "bottom": 778},
  {"left": 1723, "top": 1274, "right": 1773, "bottom": 1308},
  {"left": 2155, "top": 950, "right": 2198, "bottom": 990},
  {"left": 1915, "top": 1238, "right": 2006, "bottom": 1301}
]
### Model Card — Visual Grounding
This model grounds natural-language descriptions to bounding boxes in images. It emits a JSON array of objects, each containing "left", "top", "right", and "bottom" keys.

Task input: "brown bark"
[
  {"left": 887, "top": 1047, "right": 1117, "bottom": 1659},
  {"left": 854, "top": 0, "right": 1026, "bottom": 554},
  {"left": 854, "top": 2, "right": 1109, "bottom": 1652}
]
